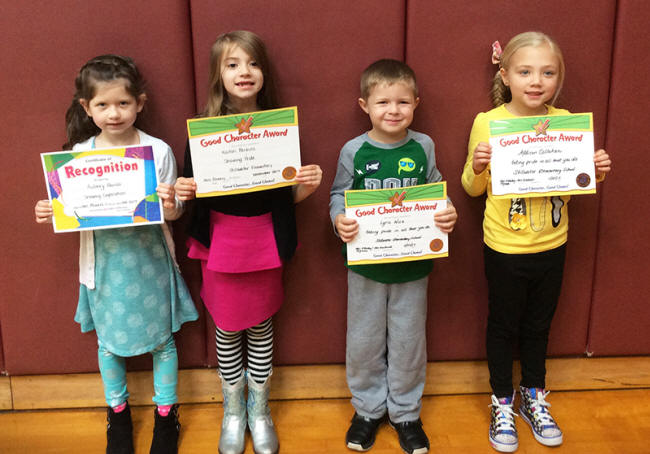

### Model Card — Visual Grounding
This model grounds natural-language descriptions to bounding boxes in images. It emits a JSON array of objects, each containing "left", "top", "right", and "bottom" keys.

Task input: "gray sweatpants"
[{"left": 346, "top": 270, "right": 428, "bottom": 423}]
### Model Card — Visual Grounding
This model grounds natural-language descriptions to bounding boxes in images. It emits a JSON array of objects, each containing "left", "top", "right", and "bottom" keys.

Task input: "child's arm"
[
  {"left": 329, "top": 144, "right": 358, "bottom": 242},
  {"left": 461, "top": 114, "right": 491, "bottom": 197},
  {"left": 292, "top": 164, "right": 322, "bottom": 203},
  {"left": 157, "top": 144, "right": 184, "bottom": 221},
  {"left": 34, "top": 200, "right": 52, "bottom": 224},
  {"left": 594, "top": 148, "right": 611, "bottom": 182}
]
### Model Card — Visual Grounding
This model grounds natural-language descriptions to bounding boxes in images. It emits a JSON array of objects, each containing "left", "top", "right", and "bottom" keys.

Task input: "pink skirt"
[{"left": 188, "top": 212, "right": 284, "bottom": 331}]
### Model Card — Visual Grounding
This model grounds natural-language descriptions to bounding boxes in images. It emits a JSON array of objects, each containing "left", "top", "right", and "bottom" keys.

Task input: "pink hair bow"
[{"left": 491, "top": 41, "right": 503, "bottom": 65}]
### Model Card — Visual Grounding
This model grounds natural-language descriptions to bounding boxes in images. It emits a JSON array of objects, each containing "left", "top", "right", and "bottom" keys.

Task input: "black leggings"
[{"left": 484, "top": 244, "right": 566, "bottom": 398}]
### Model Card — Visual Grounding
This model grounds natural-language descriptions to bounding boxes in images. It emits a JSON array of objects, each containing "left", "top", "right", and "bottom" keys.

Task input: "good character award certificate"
[
  {"left": 41, "top": 146, "right": 162, "bottom": 233},
  {"left": 187, "top": 106, "right": 302, "bottom": 197},
  {"left": 345, "top": 182, "right": 448, "bottom": 265},
  {"left": 489, "top": 113, "right": 596, "bottom": 198}
]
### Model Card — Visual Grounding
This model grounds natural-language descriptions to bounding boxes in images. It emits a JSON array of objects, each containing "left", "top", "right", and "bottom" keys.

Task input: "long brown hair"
[
  {"left": 204, "top": 30, "right": 278, "bottom": 117},
  {"left": 491, "top": 31, "right": 565, "bottom": 107},
  {"left": 64, "top": 55, "right": 145, "bottom": 149}
]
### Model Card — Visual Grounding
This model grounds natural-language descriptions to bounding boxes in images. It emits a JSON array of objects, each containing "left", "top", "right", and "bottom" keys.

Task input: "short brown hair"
[{"left": 360, "top": 59, "right": 418, "bottom": 100}]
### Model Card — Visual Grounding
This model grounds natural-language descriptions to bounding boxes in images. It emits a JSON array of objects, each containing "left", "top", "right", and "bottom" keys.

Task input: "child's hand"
[
  {"left": 434, "top": 204, "right": 458, "bottom": 233},
  {"left": 472, "top": 142, "right": 492, "bottom": 175},
  {"left": 174, "top": 177, "right": 196, "bottom": 201},
  {"left": 335, "top": 213, "right": 359, "bottom": 243},
  {"left": 156, "top": 183, "right": 176, "bottom": 210},
  {"left": 295, "top": 164, "right": 323, "bottom": 188},
  {"left": 293, "top": 164, "right": 323, "bottom": 203},
  {"left": 35, "top": 200, "right": 53, "bottom": 224},
  {"left": 594, "top": 148, "right": 611, "bottom": 179}
]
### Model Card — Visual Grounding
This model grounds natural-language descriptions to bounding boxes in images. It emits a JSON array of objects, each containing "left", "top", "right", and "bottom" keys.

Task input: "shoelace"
[
  {"left": 526, "top": 390, "right": 557, "bottom": 427},
  {"left": 489, "top": 395, "right": 518, "bottom": 432}
]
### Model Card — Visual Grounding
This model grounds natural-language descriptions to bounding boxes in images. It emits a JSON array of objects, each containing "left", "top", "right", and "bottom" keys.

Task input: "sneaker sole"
[
  {"left": 519, "top": 409, "right": 563, "bottom": 447},
  {"left": 346, "top": 441, "right": 372, "bottom": 452},
  {"left": 488, "top": 433, "right": 518, "bottom": 453}
]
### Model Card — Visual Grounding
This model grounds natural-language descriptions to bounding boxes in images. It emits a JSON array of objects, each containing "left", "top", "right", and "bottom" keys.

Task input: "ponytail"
[{"left": 490, "top": 70, "right": 510, "bottom": 107}]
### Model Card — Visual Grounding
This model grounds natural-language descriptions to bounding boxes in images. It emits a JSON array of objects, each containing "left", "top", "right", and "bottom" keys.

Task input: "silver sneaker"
[
  {"left": 247, "top": 371, "right": 279, "bottom": 454},
  {"left": 218, "top": 372, "right": 247, "bottom": 454}
]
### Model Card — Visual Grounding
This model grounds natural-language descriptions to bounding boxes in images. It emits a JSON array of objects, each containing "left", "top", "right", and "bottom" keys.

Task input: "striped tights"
[{"left": 216, "top": 317, "right": 273, "bottom": 385}]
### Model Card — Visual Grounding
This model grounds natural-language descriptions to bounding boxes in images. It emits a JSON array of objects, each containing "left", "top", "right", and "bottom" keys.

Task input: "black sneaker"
[
  {"left": 106, "top": 402, "right": 134, "bottom": 454},
  {"left": 149, "top": 404, "right": 180, "bottom": 454},
  {"left": 390, "top": 418, "right": 430, "bottom": 454},
  {"left": 345, "top": 412, "right": 384, "bottom": 451}
]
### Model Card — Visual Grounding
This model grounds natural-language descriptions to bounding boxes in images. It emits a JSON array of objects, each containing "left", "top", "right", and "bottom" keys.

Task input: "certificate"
[
  {"left": 41, "top": 146, "right": 162, "bottom": 233},
  {"left": 345, "top": 182, "right": 448, "bottom": 265},
  {"left": 187, "top": 106, "right": 301, "bottom": 197},
  {"left": 489, "top": 113, "right": 596, "bottom": 198}
]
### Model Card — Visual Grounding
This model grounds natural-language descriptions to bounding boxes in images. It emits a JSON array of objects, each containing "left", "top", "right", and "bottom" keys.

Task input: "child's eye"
[
  {"left": 520, "top": 70, "right": 530, "bottom": 75},
  {"left": 250, "top": 61, "right": 259, "bottom": 67},
  {"left": 226, "top": 63, "right": 237, "bottom": 69},
  {"left": 544, "top": 71, "right": 556, "bottom": 77}
]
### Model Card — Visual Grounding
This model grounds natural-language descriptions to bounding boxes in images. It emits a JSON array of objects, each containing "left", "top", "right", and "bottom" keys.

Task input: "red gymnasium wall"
[{"left": 0, "top": 0, "right": 648, "bottom": 375}]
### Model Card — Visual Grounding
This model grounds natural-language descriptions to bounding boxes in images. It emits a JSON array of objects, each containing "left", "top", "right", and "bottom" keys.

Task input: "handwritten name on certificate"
[
  {"left": 345, "top": 182, "right": 448, "bottom": 265},
  {"left": 187, "top": 107, "right": 302, "bottom": 197},
  {"left": 41, "top": 146, "right": 162, "bottom": 233},
  {"left": 489, "top": 113, "right": 596, "bottom": 198}
]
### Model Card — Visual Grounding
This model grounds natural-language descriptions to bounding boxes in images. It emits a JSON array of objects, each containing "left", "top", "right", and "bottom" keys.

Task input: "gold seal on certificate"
[
  {"left": 345, "top": 182, "right": 449, "bottom": 265},
  {"left": 187, "top": 106, "right": 302, "bottom": 197},
  {"left": 489, "top": 113, "right": 596, "bottom": 198}
]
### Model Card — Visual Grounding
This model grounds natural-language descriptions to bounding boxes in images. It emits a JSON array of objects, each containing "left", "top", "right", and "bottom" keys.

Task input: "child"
[
  {"left": 461, "top": 32, "right": 611, "bottom": 452},
  {"left": 329, "top": 59, "right": 457, "bottom": 454},
  {"left": 34, "top": 54, "right": 198, "bottom": 454},
  {"left": 174, "top": 30, "right": 322, "bottom": 454}
]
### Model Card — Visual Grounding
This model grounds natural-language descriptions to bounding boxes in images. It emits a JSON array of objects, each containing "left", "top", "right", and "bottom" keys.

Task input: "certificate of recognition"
[
  {"left": 41, "top": 146, "right": 162, "bottom": 233},
  {"left": 187, "top": 106, "right": 302, "bottom": 197},
  {"left": 345, "top": 182, "right": 448, "bottom": 265},
  {"left": 489, "top": 113, "right": 596, "bottom": 198}
]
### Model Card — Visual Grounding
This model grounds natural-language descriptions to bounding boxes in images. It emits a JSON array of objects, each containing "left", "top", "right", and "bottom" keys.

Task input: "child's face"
[
  {"left": 500, "top": 44, "right": 560, "bottom": 116},
  {"left": 80, "top": 78, "right": 144, "bottom": 140},
  {"left": 359, "top": 81, "right": 419, "bottom": 143},
  {"left": 220, "top": 45, "right": 264, "bottom": 111}
]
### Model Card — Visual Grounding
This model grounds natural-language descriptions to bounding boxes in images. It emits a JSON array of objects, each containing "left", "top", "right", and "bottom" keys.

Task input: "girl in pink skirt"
[{"left": 175, "top": 30, "right": 321, "bottom": 454}]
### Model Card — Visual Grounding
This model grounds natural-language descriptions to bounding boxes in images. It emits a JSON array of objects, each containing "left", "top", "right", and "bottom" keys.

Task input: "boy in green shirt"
[{"left": 329, "top": 59, "right": 457, "bottom": 453}]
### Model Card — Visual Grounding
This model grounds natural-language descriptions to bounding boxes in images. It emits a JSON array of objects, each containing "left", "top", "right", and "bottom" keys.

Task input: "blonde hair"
[
  {"left": 204, "top": 30, "right": 278, "bottom": 117},
  {"left": 491, "top": 31, "right": 565, "bottom": 107},
  {"left": 360, "top": 59, "right": 418, "bottom": 100}
]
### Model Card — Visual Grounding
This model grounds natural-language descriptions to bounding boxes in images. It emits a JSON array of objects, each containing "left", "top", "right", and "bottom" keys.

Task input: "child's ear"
[
  {"left": 414, "top": 97, "right": 420, "bottom": 109},
  {"left": 136, "top": 94, "right": 147, "bottom": 112},
  {"left": 358, "top": 98, "right": 369, "bottom": 114},
  {"left": 79, "top": 99, "right": 91, "bottom": 117},
  {"left": 499, "top": 68, "right": 509, "bottom": 86}
]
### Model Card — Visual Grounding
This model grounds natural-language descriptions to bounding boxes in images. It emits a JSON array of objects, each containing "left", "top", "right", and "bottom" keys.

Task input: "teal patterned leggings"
[{"left": 98, "top": 336, "right": 178, "bottom": 407}]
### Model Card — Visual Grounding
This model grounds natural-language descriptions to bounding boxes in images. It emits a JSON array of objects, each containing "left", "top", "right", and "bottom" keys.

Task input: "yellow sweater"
[{"left": 462, "top": 104, "right": 573, "bottom": 254}]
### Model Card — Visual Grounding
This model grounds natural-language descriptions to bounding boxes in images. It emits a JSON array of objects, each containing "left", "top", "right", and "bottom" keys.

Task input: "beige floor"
[{"left": 1, "top": 389, "right": 649, "bottom": 453}]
